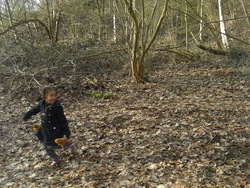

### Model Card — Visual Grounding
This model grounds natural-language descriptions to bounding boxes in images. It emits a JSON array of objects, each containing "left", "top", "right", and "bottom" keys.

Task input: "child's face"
[{"left": 45, "top": 90, "right": 57, "bottom": 104}]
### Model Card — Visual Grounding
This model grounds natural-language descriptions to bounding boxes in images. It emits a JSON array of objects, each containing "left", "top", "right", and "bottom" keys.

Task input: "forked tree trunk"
[
  {"left": 45, "top": 0, "right": 62, "bottom": 45},
  {"left": 123, "top": 0, "right": 168, "bottom": 83}
]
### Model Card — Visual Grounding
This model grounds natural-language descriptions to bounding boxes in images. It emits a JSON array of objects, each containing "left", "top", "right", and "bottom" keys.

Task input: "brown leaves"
[{"left": 1, "top": 61, "right": 250, "bottom": 187}]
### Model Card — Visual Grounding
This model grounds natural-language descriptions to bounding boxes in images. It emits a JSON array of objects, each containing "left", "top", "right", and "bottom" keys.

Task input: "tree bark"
[
  {"left": 113, "top": 13, "right": 117, "bottom": 43},
  {"left": 199, "top": 0, "right": 204, "bottom": 41},
  {"left": 184, "top": 0, "right": 223, "bottom": 50},
  {"left": 122, "top": 0, "right": 168, "bottom": 83},
  {"left": 4, "top": 0, "right": 17, "bottom": 39},
  {"left": 96, "top": 0, "right": 105, "bottom": 40},
  {"left": 0, "top": 0, "right": 5, "bottom": 38},
  {"left": 54, "top": 10, "right": 61, "bottom": 43},
  {"left": 218, "top": 0, "right": 229, "bottom": 49},
  {"left": 185, "top": 2, "right": 189, "bottom": 50},
  {"left": 240, "top": 0, "right": 250, "bottom": 27}
]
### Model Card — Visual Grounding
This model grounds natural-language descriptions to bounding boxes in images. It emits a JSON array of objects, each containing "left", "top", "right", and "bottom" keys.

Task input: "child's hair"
[{"left": 43, "top": 87, "right": 57, "bottom": 99}]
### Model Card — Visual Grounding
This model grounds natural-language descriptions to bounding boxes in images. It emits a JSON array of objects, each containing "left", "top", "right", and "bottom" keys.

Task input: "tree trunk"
[
  {"left": 185, "top": 2, "right": 189, "bottom": 51},
  {"left": 4, "top": 0, "right": 17, "bottom": 39},
  {"left": 218, "top": 0, "right": 229, "bottom": 49},
  {"left": 45, "top": 0, "right": 52, "bottom": 41},
  {"left": 44, "top": 0, "right": 61, "bottom": 45},
  {"left": 0, "top": 0, "right": 5, "bottom": 36},
  {"left": 113, "top": 14, "right": 117, "bottom": 43},
  {"left": 240, "top": 0, "right": 250, "bottom": 27},
  {"left": 96, "top": 0, "right": 105, "bottom": 40},
  {"left": 54, "top": 10, "right": 61, "bottom": 43},
  {"left": 122, "top": 0, "right": 168, "bottom": 83},
  {"left": 199, "top": 0, "right": 204, "bottom": 41},
  {"left": 184, "top": 0, "right": 223, "bottom": 50},
  {"left": 128, "top": 0, "right": 140, "bottom": 82}
]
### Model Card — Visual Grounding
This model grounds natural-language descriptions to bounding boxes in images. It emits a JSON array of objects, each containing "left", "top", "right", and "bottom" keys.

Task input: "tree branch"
[{"left": 0, "top": 19, "right": 51, "bottom": 39}]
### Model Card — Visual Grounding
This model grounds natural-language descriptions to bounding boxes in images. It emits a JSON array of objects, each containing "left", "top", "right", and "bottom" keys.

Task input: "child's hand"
[{"left": 32, "top": 125, "right": 41, "bottom": 131}]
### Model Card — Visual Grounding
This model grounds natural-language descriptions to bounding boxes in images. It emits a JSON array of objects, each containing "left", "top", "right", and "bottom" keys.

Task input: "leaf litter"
[{"left": 0, "top": 60, "right": 249, "bottom": 187}]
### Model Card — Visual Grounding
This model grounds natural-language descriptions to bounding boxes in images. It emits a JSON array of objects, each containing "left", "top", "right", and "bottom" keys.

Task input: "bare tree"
[
  {"left": 184, "top": 0, "right": 223, "bottom": 51},
  {"left": 115, "top": 0, "right": 169, "bottom": 83},
  {"left": 44, "top": 0, "right": 62, "bottom": 44}
]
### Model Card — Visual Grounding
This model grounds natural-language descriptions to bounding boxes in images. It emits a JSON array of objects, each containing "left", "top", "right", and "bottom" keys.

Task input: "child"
[{"left": 23, "top": 87, "right": 75, "bottom": 167}]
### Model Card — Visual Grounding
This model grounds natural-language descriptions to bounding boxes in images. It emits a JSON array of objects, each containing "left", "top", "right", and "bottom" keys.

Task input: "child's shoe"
[{"left": 50, "top": 160, "right": 63, "bottom": 167}]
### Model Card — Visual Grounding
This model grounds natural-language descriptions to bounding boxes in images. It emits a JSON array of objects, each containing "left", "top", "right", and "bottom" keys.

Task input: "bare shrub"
[{"left": 0, "top": 41, "right": 127, "bottom": 100}]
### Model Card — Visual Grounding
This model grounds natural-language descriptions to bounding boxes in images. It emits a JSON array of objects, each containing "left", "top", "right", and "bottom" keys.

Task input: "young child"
[{"left": 23, "top": 87, "right": 75, "bottom": 167}]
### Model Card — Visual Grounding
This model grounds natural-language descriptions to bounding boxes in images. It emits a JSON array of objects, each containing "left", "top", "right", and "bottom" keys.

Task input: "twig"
[
  {"left": 33, "top": 77, "right": 42, "bottom": 86},
  {"left": 77, "top": 47, "right": 128, "bottom": 59}
]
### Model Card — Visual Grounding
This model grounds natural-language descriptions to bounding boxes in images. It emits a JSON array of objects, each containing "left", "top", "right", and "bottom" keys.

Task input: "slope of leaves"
[{"left": 0, "top": 59, "right": 249, "bottom": 187}]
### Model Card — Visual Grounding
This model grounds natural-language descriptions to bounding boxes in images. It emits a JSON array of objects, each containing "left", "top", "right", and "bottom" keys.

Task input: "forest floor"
[{"left": 0, "top": 58, "right": 249, "bottom": 187}]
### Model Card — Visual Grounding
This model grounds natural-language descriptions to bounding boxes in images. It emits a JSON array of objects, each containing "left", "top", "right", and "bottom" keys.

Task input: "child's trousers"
[{"left": 45, "top": 145, "right": 61, "bottom": 162}]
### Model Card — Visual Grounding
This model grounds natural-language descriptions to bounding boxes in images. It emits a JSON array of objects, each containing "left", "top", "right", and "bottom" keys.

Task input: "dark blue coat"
[{"left": 23, "top": 99, "right": 70, "bottom": 146}]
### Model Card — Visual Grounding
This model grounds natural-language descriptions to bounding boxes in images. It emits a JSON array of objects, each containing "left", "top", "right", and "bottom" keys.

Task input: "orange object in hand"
[
  {"left": 55, "top": 138, "right": 67, "bottom": 148},
  {"left": 33, "top": 125, "right": 41, "bottom": 131}
]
